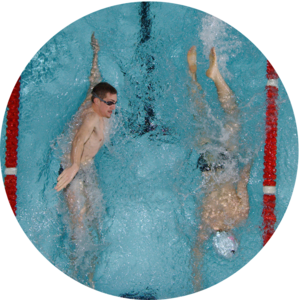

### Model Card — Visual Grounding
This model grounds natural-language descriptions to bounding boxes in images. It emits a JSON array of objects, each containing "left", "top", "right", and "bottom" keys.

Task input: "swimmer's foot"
[
  {"left": 206, "top": 47, "right": 221, "bottom": 82},
  {"left": 91, "top": 32, "right": 100, "bottom": 53},
  {"left": 187, "top": 46, "right": 202, "bottom": 90},
  {"left": 187, "top": 46, "right": 197, "bottom": 74}
]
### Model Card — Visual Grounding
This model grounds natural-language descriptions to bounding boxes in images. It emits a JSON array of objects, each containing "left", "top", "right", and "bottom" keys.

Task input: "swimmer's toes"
[
  {"left": 189, "top": 45, "right": 196, "bottom": 53},
  {"left": 187, "top": 46, "right": 197, "bottom": 73},
  {"left": 206, "top": 48, "right": 219, "bottom": 79}
]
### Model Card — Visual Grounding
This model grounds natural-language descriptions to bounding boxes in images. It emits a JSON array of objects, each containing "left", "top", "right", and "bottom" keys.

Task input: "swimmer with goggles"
[{"left": 92, "top": 92, "right": 117, "bottom": 106}]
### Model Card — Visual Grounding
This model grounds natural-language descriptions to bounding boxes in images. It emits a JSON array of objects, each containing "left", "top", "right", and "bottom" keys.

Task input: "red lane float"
[
  {"left": 262, "top": 61, "right": 278, "bottom": 245},
  {"left": 4, "top": 77, "right": 21, "bottom": 216}
]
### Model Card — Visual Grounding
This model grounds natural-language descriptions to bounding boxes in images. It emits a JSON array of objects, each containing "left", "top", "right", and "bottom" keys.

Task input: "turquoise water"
[{"left": 0, "top": 2, "right": 298, "bottom": 299}]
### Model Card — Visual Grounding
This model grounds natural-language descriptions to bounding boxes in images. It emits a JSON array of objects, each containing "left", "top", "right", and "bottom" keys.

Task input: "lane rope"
[
  {"left": 4, "top": 77, "right": 21, "bottom": 216},
  {"left": 262, "top": 61, "right": 278, "bottom": 245}
]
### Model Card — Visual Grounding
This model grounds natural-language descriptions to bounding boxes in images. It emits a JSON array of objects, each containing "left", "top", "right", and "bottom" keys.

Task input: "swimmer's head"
[
  {"left": 92, "top": 82, "right": 117, "bottom": 118},
  {"left": 212, "top": 231, "right": 238, "bottom": 259},
  {"left": 92, "top": 82, "right": 117, "bottom": 103}
]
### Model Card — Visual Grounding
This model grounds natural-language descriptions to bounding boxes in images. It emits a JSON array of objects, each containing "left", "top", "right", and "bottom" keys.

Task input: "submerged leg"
[
  {"left": 64, "top": 183, "right": 86, "bottom": 280},
  {"left": 64, "top": 182, "right": 87, "bottom": 235},
  {"left": 65, "top": 180, "right": 99, "bottom": 288},
  {"left": 80, "top": 174, "right": 102, "bottom": 289}
]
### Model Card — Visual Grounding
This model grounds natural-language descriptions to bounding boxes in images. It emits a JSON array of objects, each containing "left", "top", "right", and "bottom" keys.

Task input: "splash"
[{"left": 199, "top": 15, "right": 242, "bottom": 79}]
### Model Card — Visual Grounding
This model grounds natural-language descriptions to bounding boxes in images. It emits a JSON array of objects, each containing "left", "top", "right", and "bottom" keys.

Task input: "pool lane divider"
[
  {"left": 262, "top": 61, "right": 278, "bottom": 245},
  {"left": 4, "top": 77, "right": 21, "bottom": 216}
]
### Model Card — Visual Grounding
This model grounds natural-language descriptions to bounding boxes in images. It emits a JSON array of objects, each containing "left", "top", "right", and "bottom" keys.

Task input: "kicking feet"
[
  {"left": 187, "top": 46, "right": 197, "bottom": 74},
  {"left": 206, "top": 47, "right": 220, "bottom": 81},
  {"left": 187, "top": 46, "right": 202, "bottom": 90}
]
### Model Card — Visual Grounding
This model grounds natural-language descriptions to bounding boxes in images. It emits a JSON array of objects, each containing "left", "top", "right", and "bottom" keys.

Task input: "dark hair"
[{"left": 91, "top": 82, "right": 117, "bottom": 103}]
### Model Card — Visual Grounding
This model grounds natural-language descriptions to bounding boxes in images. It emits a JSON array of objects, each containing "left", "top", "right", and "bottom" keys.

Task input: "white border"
[{"left": 1, "top": 1, "right": 299, "bottom": 299}]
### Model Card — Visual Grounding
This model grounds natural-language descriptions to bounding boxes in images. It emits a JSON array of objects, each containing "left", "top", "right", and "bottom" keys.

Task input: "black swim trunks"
[
  {"left": 58, "top": 164, "right": 64, "bottom": 175},
  {"left": 197, "top": 151, "right": 229, "bottom": 172},
  {"left": 58, "top": 164, "right": 83, "bottom": 183}
]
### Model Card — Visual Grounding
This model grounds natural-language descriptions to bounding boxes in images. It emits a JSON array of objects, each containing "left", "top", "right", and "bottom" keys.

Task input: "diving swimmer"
[
  {"left": 187, "top": 46, "right": 251, "bottom": 291},
  {"left": 54, "top": 33, "right": 117, "bottom": 286}
]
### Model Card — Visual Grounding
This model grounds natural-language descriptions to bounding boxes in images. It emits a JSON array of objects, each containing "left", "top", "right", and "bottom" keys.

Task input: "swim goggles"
[{"left": 92, "top": 92, "right": 117, "bottom": 106}]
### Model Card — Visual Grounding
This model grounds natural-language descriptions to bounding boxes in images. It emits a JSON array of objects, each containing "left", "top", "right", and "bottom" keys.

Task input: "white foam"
[{"left": 199, "top": 15, "right": 242, "bottom": 79}]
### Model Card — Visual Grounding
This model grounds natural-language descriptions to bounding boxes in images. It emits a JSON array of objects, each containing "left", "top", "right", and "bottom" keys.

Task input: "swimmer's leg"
[
  {"left": 206, "top": 47, "right": 237, "bottom": 115},
  {"left": 80, "top": 177, "right": 102, "bottom": 289},
  {"left": 187, "top": 46, "right": 202, "bottom": 90},
  {"left": 64, "top": 187, "right": 87, "bottom": 232},
  {"left": 206, "top": 47, "right": 240, "bottom": 150},
  {"left": 187, "top": 46, "right": 211, "bottom": 146},
  {"left": 65, "top": 181, "right": 98, "bottom": 288},
  {"left": 64, "top": 184, "right": 88, "bottom": 280},
  {"left": 81, "top": 33, "right": 102, "bottom": 107}
]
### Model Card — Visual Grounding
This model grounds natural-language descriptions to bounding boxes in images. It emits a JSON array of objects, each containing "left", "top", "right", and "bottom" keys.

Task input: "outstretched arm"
[
  {"left": 237, "top": 163, "right": 252, "bottom": 216},
  {"left": 55, "top": 114, "right": 98, "bottom": 191},
  {"left": 192, "top": 225, "right": 209, "bottom": 292},
  {"left": 81, "top": 33, "right": 102, "bottom": 107}
]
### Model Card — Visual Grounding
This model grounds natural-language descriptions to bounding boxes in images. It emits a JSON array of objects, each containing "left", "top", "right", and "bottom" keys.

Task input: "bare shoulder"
[{"left": 80, "top": 108, "right": 99, "bottom": 125}]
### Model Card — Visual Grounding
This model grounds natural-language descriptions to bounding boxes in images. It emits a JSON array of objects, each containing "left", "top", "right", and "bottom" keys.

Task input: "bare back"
[
  {"left": 201, "top": 163, "right": 251, "bottom": 233},
  {"left": 201, "top": 183, "right": 248, "bottom": 232}
]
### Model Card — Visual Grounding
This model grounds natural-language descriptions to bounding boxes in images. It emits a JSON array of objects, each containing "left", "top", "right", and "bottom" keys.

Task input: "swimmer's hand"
[
  {"left": 91, "top": 32, "right": 100, "bottom": 53},
  {"left": 55, "top": 164, "right": 79, "bottom": 192}
]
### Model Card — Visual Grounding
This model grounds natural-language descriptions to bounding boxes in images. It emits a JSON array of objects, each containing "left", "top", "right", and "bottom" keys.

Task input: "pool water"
[{"left": 1, "top": 2, "right": 298, "bottom": 299}]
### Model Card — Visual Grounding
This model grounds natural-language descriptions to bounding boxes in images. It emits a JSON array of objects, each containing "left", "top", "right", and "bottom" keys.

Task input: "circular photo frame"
[{"left": 1, "top": 1, "right": 299, "bottom": 300}]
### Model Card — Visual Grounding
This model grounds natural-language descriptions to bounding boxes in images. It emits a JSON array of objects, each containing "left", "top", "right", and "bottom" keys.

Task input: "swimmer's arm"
[
  {"left": 55, "top": 114, "right": 97, "bottom": 191},
  {"left": 237, "top": 163, "right": 252, "bottom": 215},
  {"left": 80, "top": 93, "right": 92, "bottom": 108},
  {"left": 88, "top": 33, "right": 101, "bottom": 91},
  {"left": 81, "top": 34, "right": 101, "bottom": 107},
  {"left": 71, "top": 114, "right": 98, "bottom": 166},
  {"left": 197, "top": 224, "right": 210, "bottom": 242}
]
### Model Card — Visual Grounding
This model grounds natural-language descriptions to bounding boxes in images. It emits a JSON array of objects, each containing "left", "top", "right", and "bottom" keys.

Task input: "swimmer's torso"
[
  {"left": 80, "top": 107, "right": 105, "bottom": 162},
  {"left": 63, "top": 106, "right": 105, "bottom": 165},
  {"left": 201, "top": 182, "right": 248, "bottom": 231}
]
